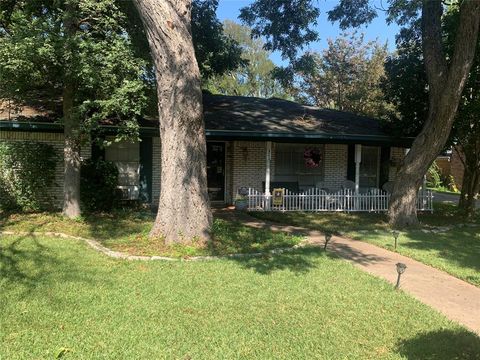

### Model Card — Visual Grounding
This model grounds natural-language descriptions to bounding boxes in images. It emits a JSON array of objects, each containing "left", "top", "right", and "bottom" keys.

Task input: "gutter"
[
  {"left": 0, "top": 121, "right": 414, "bottom": 147},
  {"left": 205, "top": 130, "right": 414, "bottom": 147}
]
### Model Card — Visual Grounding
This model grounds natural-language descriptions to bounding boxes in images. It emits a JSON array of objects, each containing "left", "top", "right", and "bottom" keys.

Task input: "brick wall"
[
  {"left": 229, "top": 141, "right": 349, "bottom": 199},
  {"left": 231, "top": 141, "right": 268, "bottom": 197},
  {"left": 0, "top": 131, "right": 91, "bottom": 209},
  {"left": 0, "top": 131, "right": 412, "bottom": 208},
  {"left": 389, "top": 147, "right": 406, "bottom": 182},
  {"left": 450, "top": 148, "right": 465, "bottom": 190},
  {"left": 435, "top": 156, "right": 451, "bottom": 180},
  {"left": 323, "top": 144, "right": 348, "bottom": 190}
]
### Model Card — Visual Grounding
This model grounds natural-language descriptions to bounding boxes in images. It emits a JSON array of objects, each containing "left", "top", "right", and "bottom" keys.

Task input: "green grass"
[
  {"left": 427, "top": 186, "right": 460, "bottom": 195},
  {"left": 0, "top": 210, "right": 303, "bottom": 258},
  {"left": 1, "top": 234, "right": 479, "bottom": 359},
  {"left": 249, "top": 204, "right": 480, "bottom": 286}
]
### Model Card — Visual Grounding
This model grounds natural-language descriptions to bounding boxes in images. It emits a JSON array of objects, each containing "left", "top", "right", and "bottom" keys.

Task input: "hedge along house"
[{"left": 0, "top": 93, "right": 423, "bottom": 210}]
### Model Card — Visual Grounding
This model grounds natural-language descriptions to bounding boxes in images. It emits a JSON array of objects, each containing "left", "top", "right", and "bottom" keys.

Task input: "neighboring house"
[
  {"left": 0, "top": 94, "right": 413, "bottom": 208},
  {"left": 433, "top": 147, "right": 479, "bottom": 193}
]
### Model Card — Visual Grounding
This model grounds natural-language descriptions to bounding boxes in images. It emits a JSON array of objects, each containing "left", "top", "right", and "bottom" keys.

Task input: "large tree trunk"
[
  {"left": 62, "top": 83, "right": 82, "bottom": 218},
  {"left": 458, "top": 147, "right": 480, "bottom": 218},
  {"left": 62, "top": 3, "right": 81, "bottom": 219},
  {"left": 388, "top": 0, "right": 480, "bottom": 227},
  {"left": 133, "top": 0, "right": 212, "bottom": 244}
]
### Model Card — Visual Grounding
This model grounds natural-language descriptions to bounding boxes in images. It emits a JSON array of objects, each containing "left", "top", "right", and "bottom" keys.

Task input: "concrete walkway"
[
  {"left": 216, "top": 210, "right": 480, "bottom": 335},
  {"left": 433, "top": 191, "right": 480, "bottom": 208}
]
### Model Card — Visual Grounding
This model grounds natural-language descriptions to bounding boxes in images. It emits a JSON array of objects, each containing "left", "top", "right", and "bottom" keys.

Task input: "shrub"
[
  {"left": 427, "top": 161, "right": 442, "bottom": 188},
  {"left": 80, "top": 159, "right": 120, "bottom": 212},
  {"left": 0, "top": 141, "right": 58, "bottom": 212}
]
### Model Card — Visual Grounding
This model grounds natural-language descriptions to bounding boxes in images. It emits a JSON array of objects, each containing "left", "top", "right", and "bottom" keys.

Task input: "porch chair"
[
  {"left": 382, "top": 181, "right": 394, "bottom": 194},
  {"left": 341, "top": 180, "right": 356, "bottom": 192}
]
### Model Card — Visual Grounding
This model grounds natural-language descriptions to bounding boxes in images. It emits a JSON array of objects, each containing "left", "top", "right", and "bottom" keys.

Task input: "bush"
[
  {"left": 427, "top": 161, "right": 443, "bottom": 188},
  {"left": 80, "top": 159, "right": 120, "bottom": 212},
  {"left": 0, "top": 141, "right": 58, "bottom": 212}
]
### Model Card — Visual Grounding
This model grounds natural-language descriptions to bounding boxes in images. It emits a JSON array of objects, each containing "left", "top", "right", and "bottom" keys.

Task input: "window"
[
  {"left": 274, "top": 144, "right": 324, "bottom": 189},
  {"left": 105, "top": 140, "right": 140, "bottom": 188},
  {"left": 360, "top": 146, "right": 380, "bottom": 188}
]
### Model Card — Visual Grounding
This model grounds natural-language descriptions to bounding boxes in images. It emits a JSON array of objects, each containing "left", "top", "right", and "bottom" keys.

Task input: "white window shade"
[{"left": 105, "top": 140, "right": 140, "bottom": 199}]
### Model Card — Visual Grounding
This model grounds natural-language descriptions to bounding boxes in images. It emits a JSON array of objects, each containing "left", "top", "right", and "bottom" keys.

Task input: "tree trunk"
[
  {"left": 133, "top": 0, "right": 212, "bottom": 244},
  {"left": 62, "top": 2, "right": 81, "bottom": 219},
  {"left": 388, "top": 1, "right": 480, "bottom": 228},
  {"left": 62, "top": 83, "right": 82, "bottom": 218},
  {"left": 458, "top": 149, "right": 480, "bottom": 218}
]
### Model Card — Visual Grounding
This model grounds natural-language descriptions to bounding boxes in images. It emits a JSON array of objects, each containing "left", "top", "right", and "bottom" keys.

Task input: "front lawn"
[
  {"left": 1, "top": 234, "right": 479, "bottom": 359},
  {"left": 250, "top": 204, "right": 480, "bottom": 286},
  {"left": 0, "top": 210, "right": 303, "bottom": 257}
]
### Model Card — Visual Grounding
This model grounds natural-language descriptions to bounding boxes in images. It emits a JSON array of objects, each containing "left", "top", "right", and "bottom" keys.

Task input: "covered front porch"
[{"left": 226, "top": 140, "right": 433, "bottom": 213}]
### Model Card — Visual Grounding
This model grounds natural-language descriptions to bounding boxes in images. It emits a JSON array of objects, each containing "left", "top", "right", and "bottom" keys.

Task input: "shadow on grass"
[
  {"left": 248, "top": 211, "right": 388, "bottom": 235},
  {"left": 396, "top": 328, "right": 480, "bottom": 359},
  {"left": 398, "top": 228, "right": 480, "bottom": 283},
  {"left": 82, "top": 210, "right": 154, "bottom": 241},
  {"left": 0, "top": 233, "right": 97, "bottom": 297},
  {"left": 208, "top": 219, "right": 303, "bottom": 256},
  {"left": 229, "top": 247, "right": 330, "bottom": 275}
]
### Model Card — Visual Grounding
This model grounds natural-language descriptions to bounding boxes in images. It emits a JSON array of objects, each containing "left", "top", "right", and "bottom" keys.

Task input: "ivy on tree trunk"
[
  {"left": 133, "top": 0, "right": 212, "bottom": 243},
  {"left": 62, "top": 2, "right": 81, "bottom": 219}
]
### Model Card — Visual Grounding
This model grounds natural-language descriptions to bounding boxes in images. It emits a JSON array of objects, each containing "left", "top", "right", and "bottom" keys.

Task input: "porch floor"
[{"left": 214, "top": 208, "right": 480, "bottom": 335}]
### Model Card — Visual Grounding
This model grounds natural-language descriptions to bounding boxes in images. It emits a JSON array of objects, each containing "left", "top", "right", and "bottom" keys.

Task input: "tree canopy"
[
  {"left": 295, "top": 32, "right": 392, "bottom": 118},
  {"left": 203, "top": 20, "right": 289, "bottom": 99},
  {"left": 0, "top": 0, "right": 148, "bottom": 140}
]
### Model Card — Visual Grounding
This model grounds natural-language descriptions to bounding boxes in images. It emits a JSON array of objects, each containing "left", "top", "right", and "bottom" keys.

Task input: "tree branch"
[{"left": 445, "top": 0, "right": 480, "bottom": 95}]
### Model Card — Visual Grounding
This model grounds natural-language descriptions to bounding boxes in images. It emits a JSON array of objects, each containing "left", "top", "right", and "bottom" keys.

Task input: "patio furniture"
[
  {"left": 382, "top": 181, "right": 394, "bottom": 193},
  {"left": 341, "top": 180, "right": 356, "bottom": 191}
]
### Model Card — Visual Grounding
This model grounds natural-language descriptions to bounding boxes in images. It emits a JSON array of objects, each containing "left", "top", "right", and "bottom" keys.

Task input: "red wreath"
[{"left": 304, "top": 147, "right": 322, "bottom": 168}]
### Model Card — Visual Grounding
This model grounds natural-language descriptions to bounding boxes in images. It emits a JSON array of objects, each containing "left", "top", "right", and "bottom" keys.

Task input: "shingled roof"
[
  {"left": 203, "top": 94, "right": 413, "bottom": 146},
  {"left": 1, "top": 94, "right": 413, "bottom": 146}
]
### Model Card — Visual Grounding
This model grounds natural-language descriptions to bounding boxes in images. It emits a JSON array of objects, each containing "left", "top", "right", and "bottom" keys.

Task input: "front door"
[{"left": 207, "top": 142, "right": 225, "bottom": 202}]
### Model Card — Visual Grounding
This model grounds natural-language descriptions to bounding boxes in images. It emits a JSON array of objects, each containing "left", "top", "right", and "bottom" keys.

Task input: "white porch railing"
[{"left": 247, "top": 188, "right": 434, "bottom": 213}]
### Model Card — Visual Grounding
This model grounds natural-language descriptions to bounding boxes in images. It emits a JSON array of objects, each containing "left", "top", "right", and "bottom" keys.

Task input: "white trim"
[
  {"left": 265, "top": 141, "right": 272, "bottom": 210},
  {"left": 355, "top": 144, "right": 362, "bottom": 194}
]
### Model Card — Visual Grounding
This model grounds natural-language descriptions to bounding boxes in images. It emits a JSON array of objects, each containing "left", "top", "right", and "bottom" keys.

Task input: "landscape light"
[
  {"left": 395, "top": 262, "right": 407, "bottom": 289},
  {"left": 392, "top": 230, "right": 400, "bottom": 250},
  {"left": 324, "top": 233, "right": 333, "bottom": 251}
]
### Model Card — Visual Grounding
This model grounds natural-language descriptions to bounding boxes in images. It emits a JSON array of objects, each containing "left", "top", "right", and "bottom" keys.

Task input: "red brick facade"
[{"left": 450, "top": 148, "right": 465, "bottom": 190}]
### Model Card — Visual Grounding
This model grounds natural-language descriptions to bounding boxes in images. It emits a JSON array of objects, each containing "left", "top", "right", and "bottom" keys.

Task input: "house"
[{"left": 0, "top": 93, "right": 417, "bottom": 210}]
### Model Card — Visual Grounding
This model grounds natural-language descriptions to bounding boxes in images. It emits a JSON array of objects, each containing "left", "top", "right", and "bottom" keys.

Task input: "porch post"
[
  {"left": 355, "top": 144, "right": 362, "bottom": 194},
  {"left": 265, "top": 141, "right": 272, "bottom": 209}
]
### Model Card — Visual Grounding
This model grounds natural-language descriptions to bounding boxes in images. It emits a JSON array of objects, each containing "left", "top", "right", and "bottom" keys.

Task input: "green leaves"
[
  {"left": 0, "top": 0, "right": 148, "bottom": 143},
  {"left": 296, "top": 32, "right": 392, "bottom": 118},
  {"left": 240, "top": 0, "right": 319, "bottom": 61},
  {"left": 192, "top": 0, "right": 245, "bottom": 79},
  {"left": 0, "top": 142, "right": 58, "bottom": 212},
  {"left": 328, "top": 0, "right": 378, "bottom": 29},
  {"left": 203, "top": 21, "right": 288, "bottom": 99}
]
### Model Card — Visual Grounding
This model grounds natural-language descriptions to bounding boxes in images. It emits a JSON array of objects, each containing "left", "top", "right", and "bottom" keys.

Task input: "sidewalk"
[
  {"left": 216, "top": 209, "right": 480, "bottom": 335},
  {"left": 433, "top": 191, "right": 480, "bottom": 208}
]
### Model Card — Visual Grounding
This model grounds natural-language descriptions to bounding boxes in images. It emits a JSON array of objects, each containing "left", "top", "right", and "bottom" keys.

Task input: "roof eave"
[
  {"left": 205, "top": 130, "right": 414, "bottom": 147},
  {"left": 0, "top": 122, "right": 413, "bottom": 147}
]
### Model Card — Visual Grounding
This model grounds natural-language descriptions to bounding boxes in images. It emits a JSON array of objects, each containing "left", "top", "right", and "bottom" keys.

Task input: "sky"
[{"left": 216, "top": 0, "right": 400, "bottom": 65}]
